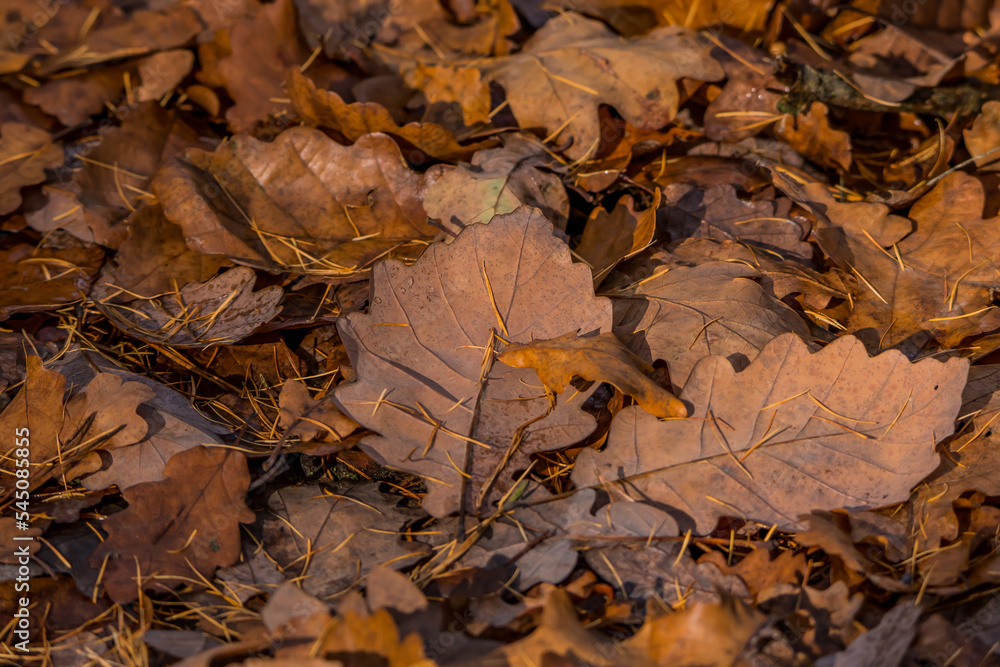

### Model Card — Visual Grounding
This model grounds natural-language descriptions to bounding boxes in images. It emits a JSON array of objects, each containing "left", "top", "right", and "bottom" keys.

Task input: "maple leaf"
[
  {"left": 572, "top": 333, "right": 967, "bottom": 533},
  {"left": 89, "top": 446, "right": 255, "bottom": 603},
  {"left": 335, "top": 206, "right": 611, "bottom": 517},
  {"left": 153, "top": 128, "right": 437, "bottom": 277}
]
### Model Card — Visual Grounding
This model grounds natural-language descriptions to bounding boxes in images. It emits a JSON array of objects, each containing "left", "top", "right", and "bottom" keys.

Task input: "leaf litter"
[{"left": 6, "top": 1, "right": 1000, "bottom": 665}]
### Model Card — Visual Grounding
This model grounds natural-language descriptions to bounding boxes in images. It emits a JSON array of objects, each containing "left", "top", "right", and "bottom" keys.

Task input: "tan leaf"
[
  {"left": 0, "top": 122, "right": 63, "bottom": 215},
  {"left": 98, "top": 267, "right": 282, "bottom": 347},
  {"left": 403, "top": 64, "right": 491, "bottom": 126},
  {"left": 423, "top": 134, "right": 569, "bottom": 234},
  {"left": 396, "top": 14, "right": 723, "bottom": 160},
  {"left": 278, "top": 379, "right": 358, "bottom": 443},
  {"left": 287, "top": 68, "right": 491, "bottom": 161},
  {"left": 499, "top": 331, "right": 686, "bottom": 418},
  {"left": 572, "top": 333, "right": 967, "bottom": 533},
  {"left": 0, "top": 356, "right": 65, "bottom": 494},
  {"left": 263, "top": 483, "right": 428, "bottom": 598},
  {"left": 610, "top": 260, "right": 810, "bottom": 388},
  {"left": 89, "top": 446, "right": 255, "bottom": 603},
  {"left": 775, "top": 102, "right": 852, "bottom": 171},
  {"left": 335, "top": 206, "right": 611, "bottom": 517},
  {"left": 576, "top": 192, "right": 657, "bottom": 285},
  {"left": 153, "top": 128, "right": 436, "bottom": 277},
  {"left": 963, "top": 100, "right": 1000, "bottom": 170}
]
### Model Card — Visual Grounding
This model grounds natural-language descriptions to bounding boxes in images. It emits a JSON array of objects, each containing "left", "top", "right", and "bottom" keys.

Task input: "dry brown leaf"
[
  {"left": 609, "top": 260, "right": 811, "bottom": 388},
  {"left": 499, "top": 331, "right": 687, "bottom": 418},
  {"left": 0, "top": 245, "right": 103, "bottom": 321},
  {"left": 263, "top": 483, "right": 428, "bottom": 598},
  {"left": 546, "top": 0, "right": 775, "bottom": 35},
  {"left": 576, "top": 192, "right": 657, "bottom": 285},
  {"left": 572, "top": 333, "right": 967, "bottom": 533},
  {"left": 50, "top": 347, "right": 232, "bottom": 491},
  {"left": 287, "top": 68, "right": 490, "bottom": 162},
  {"left": 395, "top": 13, "right": 723, "bottom": 160},
  {"left": 335, "top": 206, "right": 610, "bottom": 517},
  {"left": 623, "top": 597, "right": 765, "bottom": 665},
  {"left": 798, "top": 173, "right": 1000, "bottom": 347},
  {"left": 0, "top": 122, "right": 63, "bottom": 215},
  {"left": 26, "top": 103, "right": 202, "bottom": 248},
  {"left": 153, "top": 128, "right": 436, "bottom": 277},
  {"left": 92, "top": 204, "right": 228, "bottom": 300},
  {"left": 278, "top": 379, "right": 358, "bottom": 443},
  {"left": 404, "top": 64, "right": 491, "bottom": 126},
  {"left": 963, "top": 100, "right": 1000, "bottom": 170},
  {"left": 423, "top": 134, "right": 569, "bottom": 235},
  {"left": 816, "top": 603, "right": 922, "bottom": 667},
  {"left": 89, "top": 445, "right": 255, "bottom": 603},
  {"left": 775, "top": 102, "right": 853, "bottom": 171},
  {"left": 660, "top": 183, "right": 812, "bottom": 262},
  {"left": 97, "top": 267, "right": 282, "bottom": 347},
  {"left": 0, "top": 356, "right": 65, "bottom": 494}
]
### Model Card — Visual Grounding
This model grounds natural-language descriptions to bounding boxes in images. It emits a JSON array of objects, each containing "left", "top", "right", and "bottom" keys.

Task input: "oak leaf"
[
  {"left": 423, "top": 134, "right": 569, "bottom": 234},
  {"left": 263, "top": 483, "right": 428, "bottom": 598},
  {"left": 97, "top": 267, "right": 283, "bottom": 347},
  {"left": 89, "top": 446, "right": 255, "bottom": 603},
  {"left": 0, "top": 245, "right": 103, "bottom": 321},
  {"left": 609, "top": 260, "right": 811, "bottom": 388},
  {"left": 572, "top": 333, "right": 967, "bottom": 533},
  {"left": 575, "top": 192, "right": 657, "bottom": 285},
  {"left": 287, "top": 68, "right": 491, "bottom": 162},
  {"left": 498, "top": 331, "right": 687, "bottom": 418},
  {"left": 335, "top": 206, "right": 611, "bottom": 517},
  {"left": 153, "top": 128, "right": 436, "bottom": 277},
  {"left": 0, "top": 122, "right": 63, "bottom": 215}
]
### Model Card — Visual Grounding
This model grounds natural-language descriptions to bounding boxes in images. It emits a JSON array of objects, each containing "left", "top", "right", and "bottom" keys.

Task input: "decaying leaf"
[
  {"left": 154, "top": 128, "right": 437, "bottom": 277},
  {"left": 287, "top": 68, "right": 489, "bottom": 161},
  {"left": 90, "top": 446, "right": 255, "bottom": 603},
  {"left": 609, "top": 260, "right": 811, "bottom": 388},
  {"left": 97, "top": 267, "right": 283, "bottom": 347},
  {"left": 263, "top": 483, "right": 428, "bottom": 598},
  {"left": 278, "top": 379, "right": 358, "bottom": 443},
  {"left": 499, "top": 331, "right": 686, "bottom": 418},
  {"left": 0, "top": 245, "right": 104, "bottom": 321},
  {"left": 335, "top": 206, "right": 611, "bottom": 517},
  {"left": 423, "top": 134, "right": 569, "bottom": 234},
  {"left": 573, "top": 333, "right": 967, "bottom": 533},
  {"left": 576, "top": 192, "right": 658, "bottom": 285},
  {"left": 0, "top": 122, "right": 63, "bottom": 215}
]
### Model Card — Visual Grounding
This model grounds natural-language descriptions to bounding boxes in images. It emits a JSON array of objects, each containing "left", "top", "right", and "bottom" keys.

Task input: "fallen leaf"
[
  {"left": 0, "top": 245, "right": 103, "bottom": 321},
  {"left": 398, "top": 13, "right": 723, "bottom": 160},
  {"left": 576, "top": 192, "right": 658, "bottom": 285},
  {"left": 278, "top": 379, "right": 358, "bottom": 443},
  {"left": 263, "top": 483, "right": 428, "bottom": 598},
  {"left": 0, "top": 122, "right": 63, "bottom": 216},
  {"left": 335, "top": 206, "right": 611, "bottom": 517},
  {"left": 423, "top": 134, "right": 569, "bottom": 234},
  {"left": 97, "top": 267, "right": 283, "bottom": 347},
  {"left": 153, "top": 128, "right": 437, "bottom": 277},
  {"left": 89, "top": 445, "right": 255, "bottom": 603},
  {"left": 572, "top": 333, "right": 967, "bottom": 533},
  {"left": 609, "top": 260, "right": 811, "bottom": 388},
  {"left": 287, "top": 68, "right": 490, "bottom": 162},
  {"left": 775, "top": 102, "right": 852, "bottom": 171},
  {"left": 498, "top": 331, "right": 686, "bottom": 418},
  {"left": 815, "top": 603, "right": 922, "bottom": 667},
  {"left": 0, "top": 356, "right": 63, "bottom": 491}
]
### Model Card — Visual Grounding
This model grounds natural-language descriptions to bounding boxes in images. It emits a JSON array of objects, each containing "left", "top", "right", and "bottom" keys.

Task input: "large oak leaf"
[
  {"left": 334, "top": 206, "right": 611, "bottom": 517},
  {"left": 153, "top": 128, "right": 436, "bottom": 277},
  {"left": 572, "top": 333, "right": 967, "bottom": 533}
]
